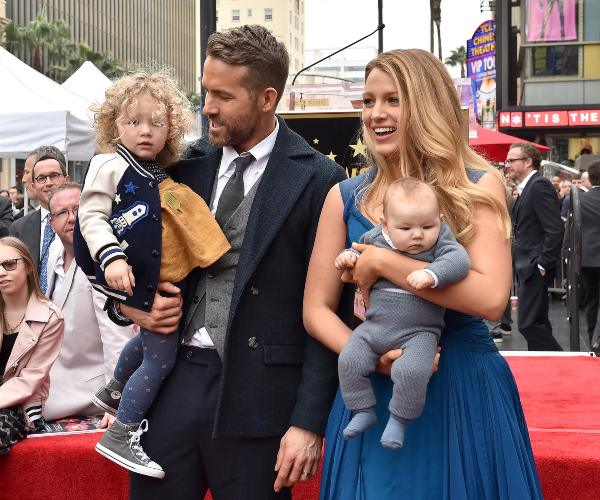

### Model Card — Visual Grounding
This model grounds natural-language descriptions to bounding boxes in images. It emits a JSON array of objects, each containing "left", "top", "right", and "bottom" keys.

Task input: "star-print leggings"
[{"left": 113, "top": 328, "right": 179, "bottom": 424}]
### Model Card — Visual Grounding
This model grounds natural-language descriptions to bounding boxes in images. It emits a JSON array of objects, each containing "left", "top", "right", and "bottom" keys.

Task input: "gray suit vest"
[{"left": 182, "top": 176, "right": 261, "bottom": 360}]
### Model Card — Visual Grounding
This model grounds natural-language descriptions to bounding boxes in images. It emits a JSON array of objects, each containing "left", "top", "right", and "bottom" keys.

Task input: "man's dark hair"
[
  {"left": 32, "top": 147, "right": 68, "bottom": 178},
  {"left": 588, "top": 161, "right": 600, "bottom": 186},
  {"left": 509, "top": 143, "right": 541, "bottom": 170},
  {"left": 9, "top": 185, "right": 22, "bottom": 194},
  {"left": 27, "top": 146, "right": 66, "bottom": 166},
  {"left": 207, "top": 24, "right": 289, "bottom": 106}
]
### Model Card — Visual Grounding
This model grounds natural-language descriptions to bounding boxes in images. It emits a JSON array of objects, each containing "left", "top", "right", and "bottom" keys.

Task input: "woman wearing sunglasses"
[{"left": 0, "top": 237, "right": 64, "bottom": 454}]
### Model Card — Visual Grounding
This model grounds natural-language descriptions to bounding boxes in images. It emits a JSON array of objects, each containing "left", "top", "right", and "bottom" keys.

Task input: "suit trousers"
[
  {"left": 517, "top": 270, "right": 563, "bottom": 351},
  {"left": 581, "top": 267, "right": 600, "bottom": 343},
  {"left": 129, "top": 346, "right": 291, "bottom": 500}
]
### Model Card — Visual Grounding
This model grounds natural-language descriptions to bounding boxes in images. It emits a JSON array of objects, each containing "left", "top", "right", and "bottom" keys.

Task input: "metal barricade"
[{"left": 565, "top": 186, "right": 582, "bottom": 351}]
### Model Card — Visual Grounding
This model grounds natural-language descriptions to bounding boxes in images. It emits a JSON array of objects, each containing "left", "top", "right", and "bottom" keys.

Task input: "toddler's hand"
[
  {"left": 335, "top": 250, "right": 358, "bottom": 271},
  {"left": 406, "top": 270, "right": 435, "bottom": 290},
  {"left": 105, "top": 259, "right": 135, "bottom": 296}
]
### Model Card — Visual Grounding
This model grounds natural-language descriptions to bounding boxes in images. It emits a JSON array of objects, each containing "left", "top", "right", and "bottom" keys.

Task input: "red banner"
[{"left": 499, "top": 110, "right": 600, "bottom": 128}]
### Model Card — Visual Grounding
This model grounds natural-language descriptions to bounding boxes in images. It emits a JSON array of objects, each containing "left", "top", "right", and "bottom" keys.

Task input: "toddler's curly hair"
[{"left": 93, "top": 71, "right": 195, "bottom": 166}]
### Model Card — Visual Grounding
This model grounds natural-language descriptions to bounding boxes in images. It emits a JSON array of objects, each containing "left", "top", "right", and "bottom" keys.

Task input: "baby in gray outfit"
[{"left": 337, "top": 178, "right": 470, "bottom": 449}]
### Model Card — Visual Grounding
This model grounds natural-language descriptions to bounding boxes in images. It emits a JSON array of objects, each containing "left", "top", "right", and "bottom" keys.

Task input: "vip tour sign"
[{"left": 467, "top": 20, "right": 496, "bottom": 129}]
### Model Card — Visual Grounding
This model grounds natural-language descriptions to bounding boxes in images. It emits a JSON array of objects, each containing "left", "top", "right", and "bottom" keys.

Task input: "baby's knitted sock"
[
  {"left": 381, "top": 414, "right": 410, "bottom": 450},
  {"left": 343, "top": 408, "right": 377, "bottom": 439}
]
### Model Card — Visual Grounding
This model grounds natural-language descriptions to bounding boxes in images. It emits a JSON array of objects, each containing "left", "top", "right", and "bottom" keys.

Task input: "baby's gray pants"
[{"left": 338, "top": 289, "right": 442, "bottom": 420}]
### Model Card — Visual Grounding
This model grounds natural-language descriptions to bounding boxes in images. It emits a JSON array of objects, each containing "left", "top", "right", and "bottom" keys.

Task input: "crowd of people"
[{"left": 1, "top": 22, "right": 597, "bottom": 499}]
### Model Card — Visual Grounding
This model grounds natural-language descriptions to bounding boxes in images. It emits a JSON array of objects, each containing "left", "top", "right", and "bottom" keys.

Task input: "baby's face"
[{"left": 381, "top": 195, "right": 441, "bottom": 255}]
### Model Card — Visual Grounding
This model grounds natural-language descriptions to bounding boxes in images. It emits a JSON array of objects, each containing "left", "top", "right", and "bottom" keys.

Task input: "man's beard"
[{"left": 208, "top": 111, "right": 259, "bottom": 150}]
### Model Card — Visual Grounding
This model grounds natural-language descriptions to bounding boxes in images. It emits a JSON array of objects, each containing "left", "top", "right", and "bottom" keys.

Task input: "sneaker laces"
[{"left": 128, "top": 419, "right": 151, "bottom": 463}]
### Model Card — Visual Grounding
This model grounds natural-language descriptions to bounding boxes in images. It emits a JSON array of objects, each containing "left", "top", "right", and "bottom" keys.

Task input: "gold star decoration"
[
  {"left": 313, "top": 138, "right": 320, "bottom": 145},
  {"left": 349, "top": 138, "right": 367, "bottom": 158},
  {"left": 327, "top": 151, "right": 337, "bottom": 161}
]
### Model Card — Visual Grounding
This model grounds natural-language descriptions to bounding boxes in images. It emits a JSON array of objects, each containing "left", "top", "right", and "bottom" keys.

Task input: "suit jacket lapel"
[
  {"left": 53, "top": 260, "right": 78, "bottom": 310},
  {"left": 27, "top": 211, "right": 42, "bottom": 264},
  {"left": 513, "top": 171, "right": 538, "bottom": 221}
]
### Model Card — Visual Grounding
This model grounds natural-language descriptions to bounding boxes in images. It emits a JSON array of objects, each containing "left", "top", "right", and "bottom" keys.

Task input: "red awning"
[{"left": 469, "top": 125, "right": 550, "bottom": 163}]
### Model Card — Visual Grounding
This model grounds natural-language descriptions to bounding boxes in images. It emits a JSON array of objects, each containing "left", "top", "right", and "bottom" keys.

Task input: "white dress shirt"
[
  {"left": 39, "top": 206, "right": 62, "bottom": 265},
  {"left": 516, "top": 169, "right": 537, "bottom": 195},
  {"left": 186, "top": 119, "right": 279, "bottom": 348}
]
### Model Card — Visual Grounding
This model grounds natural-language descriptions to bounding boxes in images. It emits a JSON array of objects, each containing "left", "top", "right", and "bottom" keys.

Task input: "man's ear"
[{"left": 259, "top": 87, "right": 278, "bottom": 113}]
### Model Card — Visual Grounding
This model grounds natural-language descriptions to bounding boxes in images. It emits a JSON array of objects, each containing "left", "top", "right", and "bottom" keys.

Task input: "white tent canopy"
[
  {"left": 62, "top": 61, "right": 111, "bottom": 111},
  {"left": 0, "top": 47, "right": 95, "bottom": 160}
]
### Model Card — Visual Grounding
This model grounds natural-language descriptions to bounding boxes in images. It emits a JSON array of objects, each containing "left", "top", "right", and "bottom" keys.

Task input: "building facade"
[
  {"left": 496, "top": 0, "right": 600, "bottom": 164},
  {"left": 5, "top": 0, "right": 197, "bottom": 91},
  {"left": 215, "top": 0, "right": 304, "bottom": 77},
  {"left": 301, "top": 46, "right": 377, "bottom": 84}
]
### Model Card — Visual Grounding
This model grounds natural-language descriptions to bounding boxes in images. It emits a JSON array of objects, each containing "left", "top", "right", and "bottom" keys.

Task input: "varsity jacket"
[{"left": 74, "top": 145, "right": 163, "bottom": 311}]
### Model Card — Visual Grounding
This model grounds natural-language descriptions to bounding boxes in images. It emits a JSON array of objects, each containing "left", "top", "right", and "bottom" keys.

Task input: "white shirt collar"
[
  {"left": 517, "top": 170, "right": 537, "bottom": 194},
  {"left": 40, "top": 206, "right": 50, "bottom": 220},
  {"left": 381, "top": 229, "right": 398, "bottom": 250},
  {"left": 219, "top": 118, "right": 279, "bottom": 176}
]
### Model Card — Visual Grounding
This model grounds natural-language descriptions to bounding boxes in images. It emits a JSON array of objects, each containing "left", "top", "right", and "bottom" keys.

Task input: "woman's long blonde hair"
[
  {"left": 0, "top": 237, "right": 44, "bottom": 333},
  {"left": 360, "top": 49, "right": 510, "bottom": 245}
]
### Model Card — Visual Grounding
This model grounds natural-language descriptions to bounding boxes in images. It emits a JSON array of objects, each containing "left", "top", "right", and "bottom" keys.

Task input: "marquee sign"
[{"left": 499, "top": 110, "right": 600, "bottom": 128}]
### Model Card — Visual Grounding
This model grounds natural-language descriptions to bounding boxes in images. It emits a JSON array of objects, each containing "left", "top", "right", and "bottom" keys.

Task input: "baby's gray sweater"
[{"left": 359, "top": 222, "right": 470, "bottom": 291}]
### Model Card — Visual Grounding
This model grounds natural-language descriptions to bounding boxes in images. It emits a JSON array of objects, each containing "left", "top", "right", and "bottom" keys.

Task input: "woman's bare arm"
[
  {"left": 303, "top": 185, "right": 353, "bottom": 354},
  {"left": 351, "top": 173, "right": 512, "bottom": 320}
]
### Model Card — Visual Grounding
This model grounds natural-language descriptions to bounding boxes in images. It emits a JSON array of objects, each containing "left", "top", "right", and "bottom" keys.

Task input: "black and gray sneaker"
[
  {"left": 91, "top": 378, "right": 124, "bottom": 416},
  {"left": 95, "top": 419, "right": 164, "bottom": 479},
  {"left": 492, "top": 330, "right": 503, "bottom": 344}
]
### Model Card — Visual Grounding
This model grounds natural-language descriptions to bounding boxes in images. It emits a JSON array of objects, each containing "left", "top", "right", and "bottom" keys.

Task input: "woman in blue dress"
[{"left": 303, "top": 49, "right": 543, "bottom": 499}]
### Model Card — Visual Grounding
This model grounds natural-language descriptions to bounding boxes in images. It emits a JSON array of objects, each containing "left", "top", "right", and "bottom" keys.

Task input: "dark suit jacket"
[
  {"left": 0, "top": 197, "right": 13, "bottom": 237},
  {"left": 172, "top": 118, "right": 353, "bottom": 438},
  {"left": 9, "top": 208, "right": 42, "bottom": 265},
  {"left": 511, "top": 171, "right": 564, "bottom": 281},
  {"left": 580, "top": 187, "right": 600, "bottom": 268}
]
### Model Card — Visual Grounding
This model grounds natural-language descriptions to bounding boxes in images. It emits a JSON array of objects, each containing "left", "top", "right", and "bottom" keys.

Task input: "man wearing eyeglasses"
[
  {"left": 505, "top": 143, "right": 564, "bottom": 350},
  {"left": 42, "top": 182, "right": 134, "bottom": 421},
  {"left": 10, "top": 152, "right": 69, "bottom": 294}
]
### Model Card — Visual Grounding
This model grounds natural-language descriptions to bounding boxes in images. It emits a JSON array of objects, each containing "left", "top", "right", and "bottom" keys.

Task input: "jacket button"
[
  {"left": 149, "top": 181, "right": 155, "bottom": 188},
  {"left": 192, "top": 295, "right": 200, "bottom": 304},
  {"left": 151, "top": 250, "right": 160, "bottom": 258},
  {"left": 32, "top": 336, "right": 38, "bottom": 342},
  {"left": 146, "top": 285, "right": 154, "bottom": 293},
  {"left": 207, "top": 272, "right": 215, "bottom": 279},
  {"left": 143, "top": 301, "right": 150, "bottom": 308},
  {"left": 250, "top": 286, "right": 259, "bottom": 295},
  {"left": 210, "top": 297, "right": 219, "bottom": 302},
  {"left": 248, "top": 337, "right": 258, "bottom": 348},
  {"left": 152, "top": 214, "right": 159, "bottom": 222},
  {"left": 186, "top": 350, "right": 193, "bottom": 359}
]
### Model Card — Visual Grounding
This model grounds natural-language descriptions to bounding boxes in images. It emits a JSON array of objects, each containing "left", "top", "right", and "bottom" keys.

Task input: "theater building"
[{"left": 495, "top": 0, "right": 600, "bottom": 164}]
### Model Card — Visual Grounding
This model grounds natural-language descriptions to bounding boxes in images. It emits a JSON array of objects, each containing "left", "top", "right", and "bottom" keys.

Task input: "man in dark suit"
[
  {"left": 579, "top": 161, "right": 600, "bottom": 348},
  {"left": 0, "top": 196, "right": 13, "bottom": 236},
  {"left": 10, "top": 148, "right": 69, "bottom": 295},
  {"left": 506, "top": 143, "right": 564, "bottom": 350},
  {"left": 113, "top": 25, "right": 351, "bottom": 499}
]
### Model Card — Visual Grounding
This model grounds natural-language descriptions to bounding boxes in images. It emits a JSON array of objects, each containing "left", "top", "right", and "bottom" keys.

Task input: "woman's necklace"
[{"left": 7, "top": 312, "right": 26, "bottom": 334}]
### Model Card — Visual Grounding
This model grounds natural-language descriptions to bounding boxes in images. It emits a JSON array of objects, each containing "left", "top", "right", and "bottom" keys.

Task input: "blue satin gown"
[{"left": 320, "top": 173, "right": 543, "bottom": 500}]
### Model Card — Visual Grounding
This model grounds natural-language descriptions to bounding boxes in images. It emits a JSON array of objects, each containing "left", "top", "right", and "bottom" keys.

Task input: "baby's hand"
[
  {"left": 104, "top": 259, "right": 135, "bottom": 296},
  {"left": 406, "top": 270, "right": 435, "bottom": 290},
  {"left": 335, "top": 250, "right": 358, "bottom": 271}
]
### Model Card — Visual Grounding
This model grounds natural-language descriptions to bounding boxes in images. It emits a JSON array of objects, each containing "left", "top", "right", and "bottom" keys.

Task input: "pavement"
[{"left": 491, "top": 294, "right": 594, "bottom": 352}]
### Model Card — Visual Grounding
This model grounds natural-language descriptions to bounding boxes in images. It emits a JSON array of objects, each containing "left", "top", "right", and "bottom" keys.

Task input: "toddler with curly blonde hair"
[{"left": 74, "top": 71, "right": 230, "bottom": 479}]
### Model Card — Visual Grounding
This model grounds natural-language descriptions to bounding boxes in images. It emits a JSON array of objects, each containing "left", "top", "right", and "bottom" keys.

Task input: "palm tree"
[
  {"left": 430, "top": 0, "right": 442, "bottom": 61},
  {"left": 445, "top": 45, "right": 466, "bottom": 78}
]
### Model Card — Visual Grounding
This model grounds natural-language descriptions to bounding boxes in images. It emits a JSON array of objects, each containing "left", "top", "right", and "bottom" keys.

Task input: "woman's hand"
[
  {"left": 375, "top": 346, "right": 441, "bottom": 376},
  {"left": 347, "top": 243, "right": 386, "bottom": 307}
]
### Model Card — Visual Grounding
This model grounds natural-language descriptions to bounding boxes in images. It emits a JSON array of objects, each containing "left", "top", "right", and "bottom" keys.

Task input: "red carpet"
[
  {"left": 506, "top": 356, "right": 600, "bottom": 500},
  {"left": 1, "top": 355, "right": 599, "bottom": 499}
]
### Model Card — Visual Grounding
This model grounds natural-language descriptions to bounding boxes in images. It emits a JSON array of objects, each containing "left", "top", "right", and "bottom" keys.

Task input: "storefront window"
[
  {"left": 525, "top": 0, "right": 578, "bottom": 42},
  {"left": 583, "top": 45, "right": 600, "bottom": 77},
  {"left": 584, "top": 0, "right": 600, "bottom": 41},
  {"left": 531, "top": 45, "right": 579, "bottom": 76}
]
